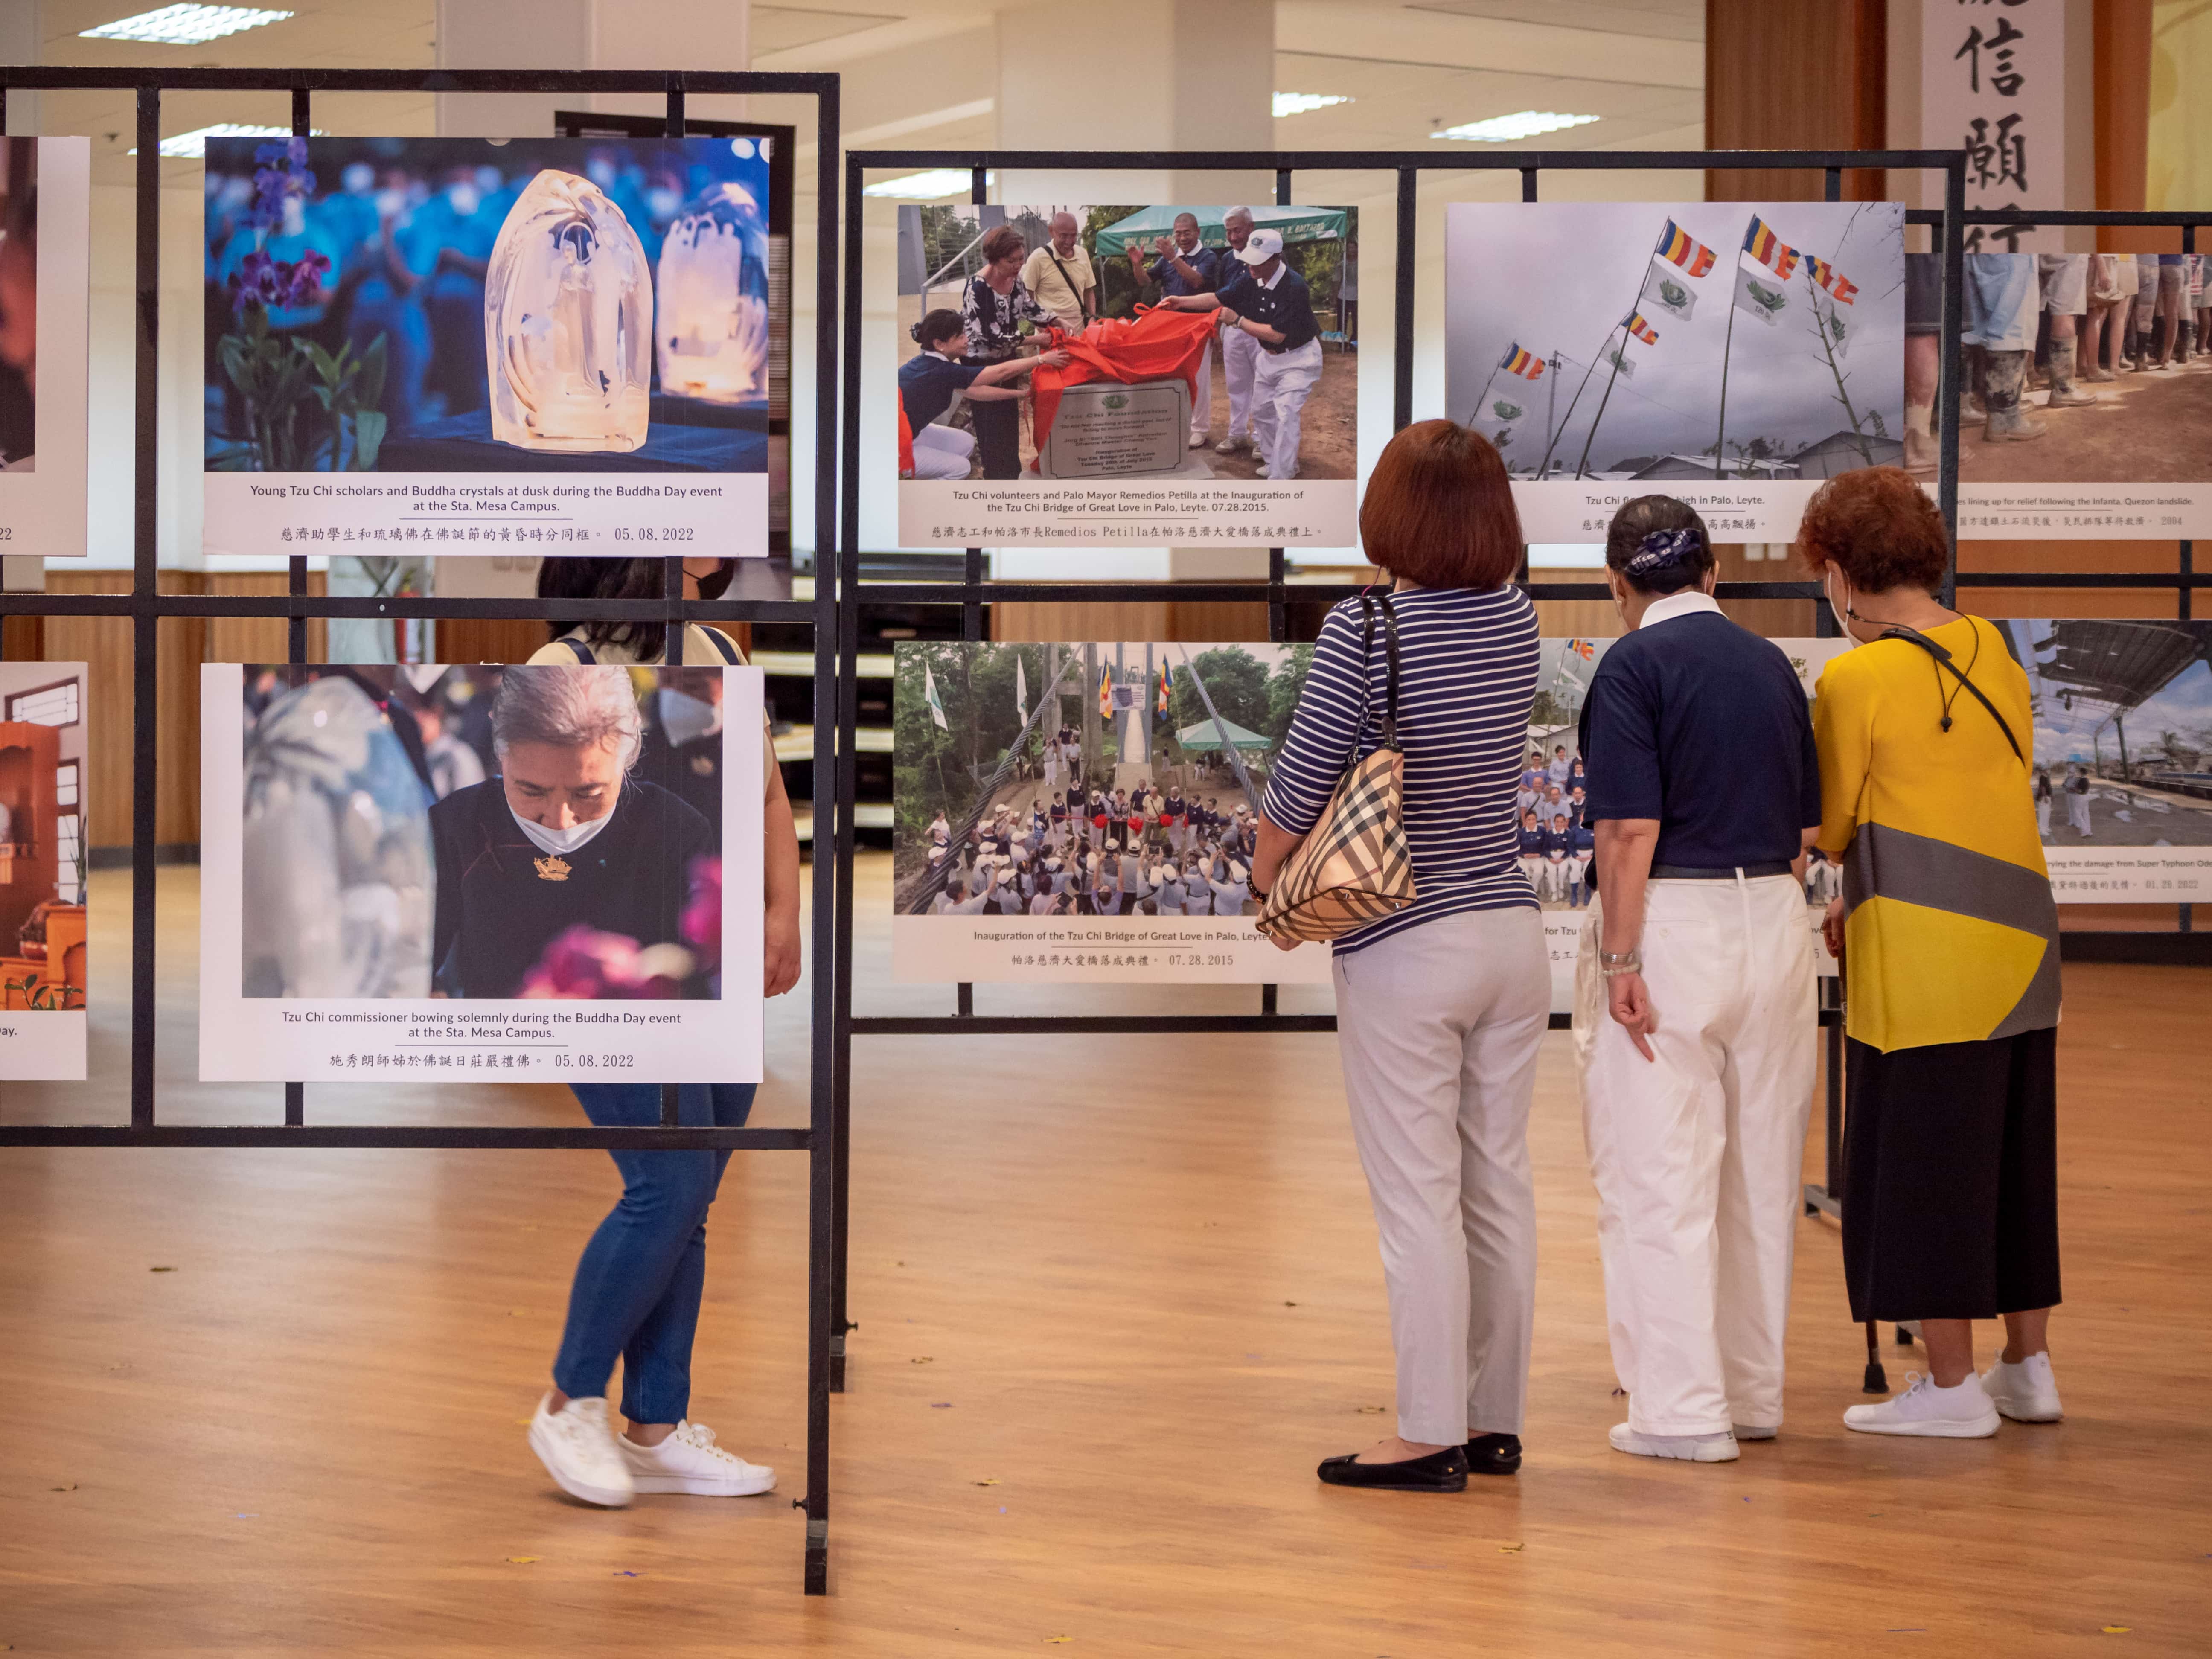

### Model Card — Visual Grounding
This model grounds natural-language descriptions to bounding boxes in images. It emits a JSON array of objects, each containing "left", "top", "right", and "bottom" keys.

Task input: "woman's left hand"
[
  {"left": 765, "top": 902, "right": 803, "bottom": 997},
  {"left": 1821, "top": 895, "right": 1846, "bottom": 962}
]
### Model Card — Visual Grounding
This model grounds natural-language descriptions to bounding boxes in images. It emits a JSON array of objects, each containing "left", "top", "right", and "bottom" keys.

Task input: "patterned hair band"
[{"left": 1624, "top": 527, "right": 1704, "bottom": 576}]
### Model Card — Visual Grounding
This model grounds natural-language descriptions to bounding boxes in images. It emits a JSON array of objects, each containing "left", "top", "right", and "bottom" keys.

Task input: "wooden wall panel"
[
  {"left": 436, "top": 618, "right": 561, "bottom": 665},
  {"left": 1706, "top": 0, "right": 1887, "bottom": 202},
  {"left": 992, "top": 602, "right": 1173, "bottom": 643}
]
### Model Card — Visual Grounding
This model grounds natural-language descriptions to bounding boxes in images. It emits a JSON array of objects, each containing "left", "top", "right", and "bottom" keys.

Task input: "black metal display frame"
[
  {"left": 0, "top": 66, "right": 845, "bottom": 1596},
  {"left": 833, "top": 146, "right": 1984, "bottom": 1378}
]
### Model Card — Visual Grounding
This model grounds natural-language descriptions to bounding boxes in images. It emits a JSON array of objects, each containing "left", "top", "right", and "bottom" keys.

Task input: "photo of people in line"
[
  {"left": 896, "top": 204, "right": 1356, "bottom": 484},
  {"left": 0, "top": 139, "right": 38, "bottom": 472},
  {"left": 237, "top": 664, "right": 729, "bottom": 1000},
  {"left": 2005, "top": 620, "right": 2212, "bottom": 852},
  {"left": 1906, "top": 252, "right": 2212, "bottom": 486},
  {"left": 205, "top": 136, "right": 771, "bottom": 474},
  {"left": 893, "top": 642, "right": 1313, "bottom": 921}
]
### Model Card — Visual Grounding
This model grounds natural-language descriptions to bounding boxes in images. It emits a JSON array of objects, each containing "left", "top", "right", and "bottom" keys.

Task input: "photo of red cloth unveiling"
[{"left": 1028, "top": 304, "right": 1220, "bottom": 467}]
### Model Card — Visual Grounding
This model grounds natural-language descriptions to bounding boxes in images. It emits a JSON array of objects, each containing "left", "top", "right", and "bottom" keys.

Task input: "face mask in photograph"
[{"left": 511, "top": 805, "right": 615, "bottom": 858}]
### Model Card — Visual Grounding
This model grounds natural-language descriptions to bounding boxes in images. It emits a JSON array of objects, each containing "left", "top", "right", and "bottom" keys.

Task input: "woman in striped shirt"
[{"left": 1254, "top": 420, "right": 1544, "bottom": 1494}]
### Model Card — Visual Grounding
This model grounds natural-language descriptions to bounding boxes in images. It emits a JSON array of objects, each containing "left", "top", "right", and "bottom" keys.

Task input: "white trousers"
[
  {"left": 910, "top": 423, "right": 975, "bottom": 480},
  {"left": 1221, "top": 323, "right": 1263, "bottom": 439},
  {"left": 1252, "top": 338, "right": 1324, "bottom": 480},
  {"left": 2068, "top": 791, "right": 2093, "bottom": 835},
  {"left": 1190, "top": 338, "right": 1212, "bottom": 442},
  {"left": 1573, "top": 875, "right": 1816, "bottom": 1437},
  {"left": 1333, "top": 907, "right": 1549, "bottom": 1444}
]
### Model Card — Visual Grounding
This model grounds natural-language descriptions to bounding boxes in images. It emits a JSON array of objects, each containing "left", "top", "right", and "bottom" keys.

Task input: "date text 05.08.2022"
[
  {"left": 609, "top": 527, "right": 696, "bottom": 542},
  {"left": 552, "top": 1053, "right": 641, "bottom": 1069}
]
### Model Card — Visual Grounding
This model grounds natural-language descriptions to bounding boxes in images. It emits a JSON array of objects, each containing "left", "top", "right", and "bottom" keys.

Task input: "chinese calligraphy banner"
[
  {"left": 891, "top": 640, "right": 1330, "bottom": 984},
  {"left": 1914, "top": 252, "right": 2212, "bottom": 538},
  {"left": 1445, "top": 202, "right": 1907, "bottom": 544},
  {"left": 202, "top": 137, "right": 775, "bottom": 560},
  {"left": 894, "top": 203, "right": 1358, "bottom": 548},
  {"left": 1923, "top": 0, "right": 2067, "bottom": 254},
  {"left": 199, "top": 662, "right": 765, "bottom": 1082}
]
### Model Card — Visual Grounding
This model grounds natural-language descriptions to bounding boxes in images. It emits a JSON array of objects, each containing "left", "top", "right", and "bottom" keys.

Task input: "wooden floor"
[{"left": 1, "top": 861, "right": 2206, "bottom": 1655}]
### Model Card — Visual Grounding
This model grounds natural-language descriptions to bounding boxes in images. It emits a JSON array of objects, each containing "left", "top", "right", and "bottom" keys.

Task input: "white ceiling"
[{"left": 34, "top": 0, "right": 1702, "bottom": 185}]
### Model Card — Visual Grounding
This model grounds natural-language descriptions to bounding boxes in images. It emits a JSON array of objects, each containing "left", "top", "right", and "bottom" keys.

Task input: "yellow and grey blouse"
[{"left": 1813, "top": 614, "right": 2060, "bottom": 1054}]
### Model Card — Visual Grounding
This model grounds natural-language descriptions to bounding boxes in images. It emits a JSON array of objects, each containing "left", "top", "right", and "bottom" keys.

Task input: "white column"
[{"left": 994, "top": 0, "right": 1277, "bottom": 586}]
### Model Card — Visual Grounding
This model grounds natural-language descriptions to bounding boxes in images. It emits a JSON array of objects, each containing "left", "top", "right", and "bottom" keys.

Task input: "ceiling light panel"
[
  {"left": 1433, "top": 110, "right": 1601, "bottom": 143},
  {"left": 131, "top": 122, "right": 321, "bottom": 159},
  {"left": 863, "top": 169, "right": 994, "bottom": 201},
  {"left": 81, "top": 5, "right": 294, "bottom": 45},
  {"left": 1273, "top": 93, "right": 1353, "bottom": 118}
]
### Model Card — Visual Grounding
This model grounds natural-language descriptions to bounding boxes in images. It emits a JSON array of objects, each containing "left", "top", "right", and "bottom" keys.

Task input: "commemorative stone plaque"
[{"left": 1036, "top": 378, "right": 1191, "bottom": 480}]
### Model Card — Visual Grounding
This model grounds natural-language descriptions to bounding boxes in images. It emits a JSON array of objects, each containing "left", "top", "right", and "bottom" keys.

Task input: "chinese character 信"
[{"left": 1956, "top": 15, "right": 2027, "bottom": 98}]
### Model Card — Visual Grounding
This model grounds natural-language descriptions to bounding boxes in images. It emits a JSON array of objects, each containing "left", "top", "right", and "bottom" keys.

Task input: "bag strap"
[
  {"left": 1357, "top": 589, "right": 1402, "bottom": 750},
  {"left": 695, "top": 624, "right": 742, "bottom": 664},
  {"left": 564, "top": 638, "right": 597, "bottom": 665},
  {"left": 1877, "top": 626, "right": 2025, "bottom": 765}
]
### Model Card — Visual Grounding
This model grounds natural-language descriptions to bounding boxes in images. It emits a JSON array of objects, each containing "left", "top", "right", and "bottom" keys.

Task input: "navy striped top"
[{"left": 1261, "top": 584, "right": 1541, "bottom": 954}]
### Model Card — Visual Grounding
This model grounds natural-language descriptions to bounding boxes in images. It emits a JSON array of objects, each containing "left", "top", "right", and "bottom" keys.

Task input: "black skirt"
[{"left": 1841, "top": 1027, "right": 2062, "bottom": 1322}]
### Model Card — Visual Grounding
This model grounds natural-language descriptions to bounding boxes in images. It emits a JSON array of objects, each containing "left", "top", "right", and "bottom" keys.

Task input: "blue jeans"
[{"left": 551, "top": 1082, "right": 757, "bottom": 1424}]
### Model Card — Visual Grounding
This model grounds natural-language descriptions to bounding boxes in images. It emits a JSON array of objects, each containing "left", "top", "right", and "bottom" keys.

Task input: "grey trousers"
[{"left": 1331, "top": 907, "right": 1549, "bottom": 1444}]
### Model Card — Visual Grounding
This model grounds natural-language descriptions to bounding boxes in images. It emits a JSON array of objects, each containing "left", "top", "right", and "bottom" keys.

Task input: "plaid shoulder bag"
[{"left": 1256, "top": 591, "right": 1416, "bottom": 943}]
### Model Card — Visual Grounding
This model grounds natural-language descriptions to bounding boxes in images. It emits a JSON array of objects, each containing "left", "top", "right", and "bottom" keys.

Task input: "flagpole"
[
  {"left": 1548, "top": 234, "right": 1668, "bottom": 479},
  {"left": 1545, "top": 352, "right": 1560, "bottom": 464},
  {"left": 1572, "top": 326, "right": 1633, "bottom": 480},
  {"left": 1714, "top": 217, "right": 1758, "bottom": 480},
  {"left": 1468, "top": 357, "right": 1503, "bottom": 427},
  {"left": 1805, "top": 265, "right": 1875, "bottom": 466},
  {"left": 1537, "top": 332, "right": 1616, "bottom": 478}
]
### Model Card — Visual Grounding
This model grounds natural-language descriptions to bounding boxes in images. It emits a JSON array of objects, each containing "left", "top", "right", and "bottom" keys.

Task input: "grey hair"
[
  {"left": 1224, "top": 205, "right": 1255, "bottom": 224},
  {"left": 490, "top": 665, "right": 643, "bottom": 769}
]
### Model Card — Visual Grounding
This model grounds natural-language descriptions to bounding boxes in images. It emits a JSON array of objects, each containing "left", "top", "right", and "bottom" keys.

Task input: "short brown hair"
[
  {"left": 1359, "top": 420, "right": 1521, "bottom": 588},
  {"left": 1797, "top": 466, "right": 1950, "bottom": 593},
  {"left": 978, "top": 224, "right": 1025, "bottom": 265}
]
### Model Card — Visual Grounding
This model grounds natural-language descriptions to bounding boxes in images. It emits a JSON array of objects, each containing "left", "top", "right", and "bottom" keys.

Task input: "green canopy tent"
[
  {"left": 1091, "top": 204, "right": 1348, "bottom": 257},
  {"left": 1174, "top": 716, "right": 1272, "bottom": 751}
]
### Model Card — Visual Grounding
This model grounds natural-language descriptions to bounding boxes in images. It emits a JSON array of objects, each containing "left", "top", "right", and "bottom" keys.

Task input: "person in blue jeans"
[{"left": 522, "top": 573, "right": 805, "bottom": 1509}]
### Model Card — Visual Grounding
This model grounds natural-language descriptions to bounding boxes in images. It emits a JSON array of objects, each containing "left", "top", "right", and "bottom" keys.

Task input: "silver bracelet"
[{"left": 1598, "top": 949, "right": 1642, "bottom": 978}]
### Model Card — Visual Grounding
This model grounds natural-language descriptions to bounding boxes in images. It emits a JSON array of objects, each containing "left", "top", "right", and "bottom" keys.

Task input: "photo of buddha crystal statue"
[{"left": 204, "top": 135, "right": 772, "bottom": 475}]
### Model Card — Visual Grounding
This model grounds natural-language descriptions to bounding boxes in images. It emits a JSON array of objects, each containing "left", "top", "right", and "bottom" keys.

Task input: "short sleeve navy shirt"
[
  {"left": 898, "top": 352, "right": 985, "bottom": 431},
  {"left": 1147, "top": 244, "right": 1223, "bottom": 297},
  {"left": 1216, "top": 263, "right": 1320, "bottom": 352},
  {"left": 1578, "top": 606, "right": 1821, "bottom": 870}
]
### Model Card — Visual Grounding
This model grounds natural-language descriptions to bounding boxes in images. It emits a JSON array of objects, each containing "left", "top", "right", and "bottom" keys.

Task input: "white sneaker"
[
  {"left": 1843, "top": 1371, "right": 2000, "bottom": 1438},
  {"left": 528, "top": 1393, "right": 634, "bottom": 1508},
  {"left": 618, "top": 1420, "right": 777, "bottom": 1496},
  {"left": 1189, "top": 433, "right": 1209, "bottom": 448},
  {"left": 1214, "top": 435, "right": 1247, "bottom": 455},
  {"left": 1731, "top": 1424, "right": 1778, "bottom": 1441},
  {"left": 1254, "top": 462, "right": 1270, "bottom": 478},
  {"left": 1608, "top": 1423, "right": 1740, "bottom": 1462},
  {"left": 1980, "top": 1352, "right": 2063, "bottom": 1423}
]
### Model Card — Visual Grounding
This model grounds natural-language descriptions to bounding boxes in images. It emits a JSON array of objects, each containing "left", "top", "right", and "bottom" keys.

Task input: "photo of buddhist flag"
[
  {"left": 1641, "top": 263, "right": 1698, "bottom": 320},
  {"left": 1655, "top": 217, "right": 1717, "bottom": 276},
  {"left": 1500, "top": 343, "right": 1545, "bottom": 379},
  {"left": 1098, "top": 662, "right": 1113, "bottom": 720},
  {"left": 1156, "top": 659, "right": 1172, "bottom": 715},
  {"left": 1444, "top": 199, "right": 1904, "bottom": 541},
  {"left": 1743, "top": 215, "right": 1800, "bottom": 279}
]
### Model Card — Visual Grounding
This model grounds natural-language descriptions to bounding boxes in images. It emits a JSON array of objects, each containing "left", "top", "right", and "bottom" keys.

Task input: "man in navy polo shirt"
[
  {"left": 1160, "top": 227, "right": 1324, "bottom": 481},
  {"left": 1130, "top": 212, "right": 1225, "bottom": 449},
  {"left": 1572, "top": 495, "right": 1821, "bottom": 1469}
]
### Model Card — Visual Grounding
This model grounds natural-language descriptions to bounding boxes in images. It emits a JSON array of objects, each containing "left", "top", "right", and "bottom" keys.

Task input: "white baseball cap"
[{"left": 1237, "top": 228, "right": 1284, "bottom": 265}]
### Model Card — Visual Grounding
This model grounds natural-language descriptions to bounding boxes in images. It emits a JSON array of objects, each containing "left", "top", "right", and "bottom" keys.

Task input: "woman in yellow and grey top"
[{"left": 1799, "top": 469, "right": 2064, "bottom": 1442}]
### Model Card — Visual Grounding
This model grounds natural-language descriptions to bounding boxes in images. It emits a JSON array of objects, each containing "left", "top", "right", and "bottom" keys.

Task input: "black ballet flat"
[
  {"left": 1464, "top": 1433, "right": 1523, "bottom": 1476},
  {"left": 1316, "top": 1446, "right": 1469, "bottom": 1493}
]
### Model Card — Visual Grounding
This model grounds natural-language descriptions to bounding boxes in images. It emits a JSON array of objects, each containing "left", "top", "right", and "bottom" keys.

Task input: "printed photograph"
[
  {"left": 1447, "top": 201, "right": 1905, "bottom": 487},
  {"left": 237, "top": 663, "right": 728, "bottom": 1000},
  {"left": 0, "top": 662, "right": 87, "bottom": 1013},
  {"left": 1912, "top": 253, "right": 2212, "bottom": 485},
  {"left": 2005, "top": 620, "right": 2212, "bottom": 850},
  {"left": 893, "top": 641, "right": 1313, "bottom": 919},
  {"left": 0, "top": 139, "right": 37, "bottom": 472},
  {"left": 895, "top": 203, "right": 1357, "bottom": 484},
  {"left": 1524, "top": 635, "right": 1851, "bottom": 911},
  {"left": 204, "top": 136, "right": 772, "bottom": 474}
]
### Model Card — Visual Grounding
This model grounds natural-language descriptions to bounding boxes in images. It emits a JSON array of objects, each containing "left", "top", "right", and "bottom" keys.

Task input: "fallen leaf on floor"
[
  {"left": 1357, "top": 1406, "right": 1385, "bottom": 1415},
  {"left": 974, "top": 1479, "right": 1000, "bottom": 1487},
  {"left": 2101, "top": 1628, "right": 2131, "bottom": 1636},
  {"left": 513, "top": 1419, "right": 533, "bottom": 1427},
  {"left": 506, "top": 1556, "right": 541, "bottom": 1565},
  {"left": 1498, "top": 1543, "right": 1524, "bottom": 1554},
  {"left": 910, "top": 1356, "right": 934, "bottom": 1365},
  {"left": 508, "top": 1310, "right": 525, "bottom": 1317},
  {"left": 49, "top": 1483, "right": 76, "bottom": 1493},
  {"left": 612, "top": 1570, "right": 639, "bottom": 1578},
  {"left": 149, "top": 1266, "right": 176, "bottom": 1273},
  {"left": 1283, "top": 1301, "right": 1298, "bottom": 1307},
  {"left": 1045, "top": 1640, "right": 1073, "bottom": 1646}
]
